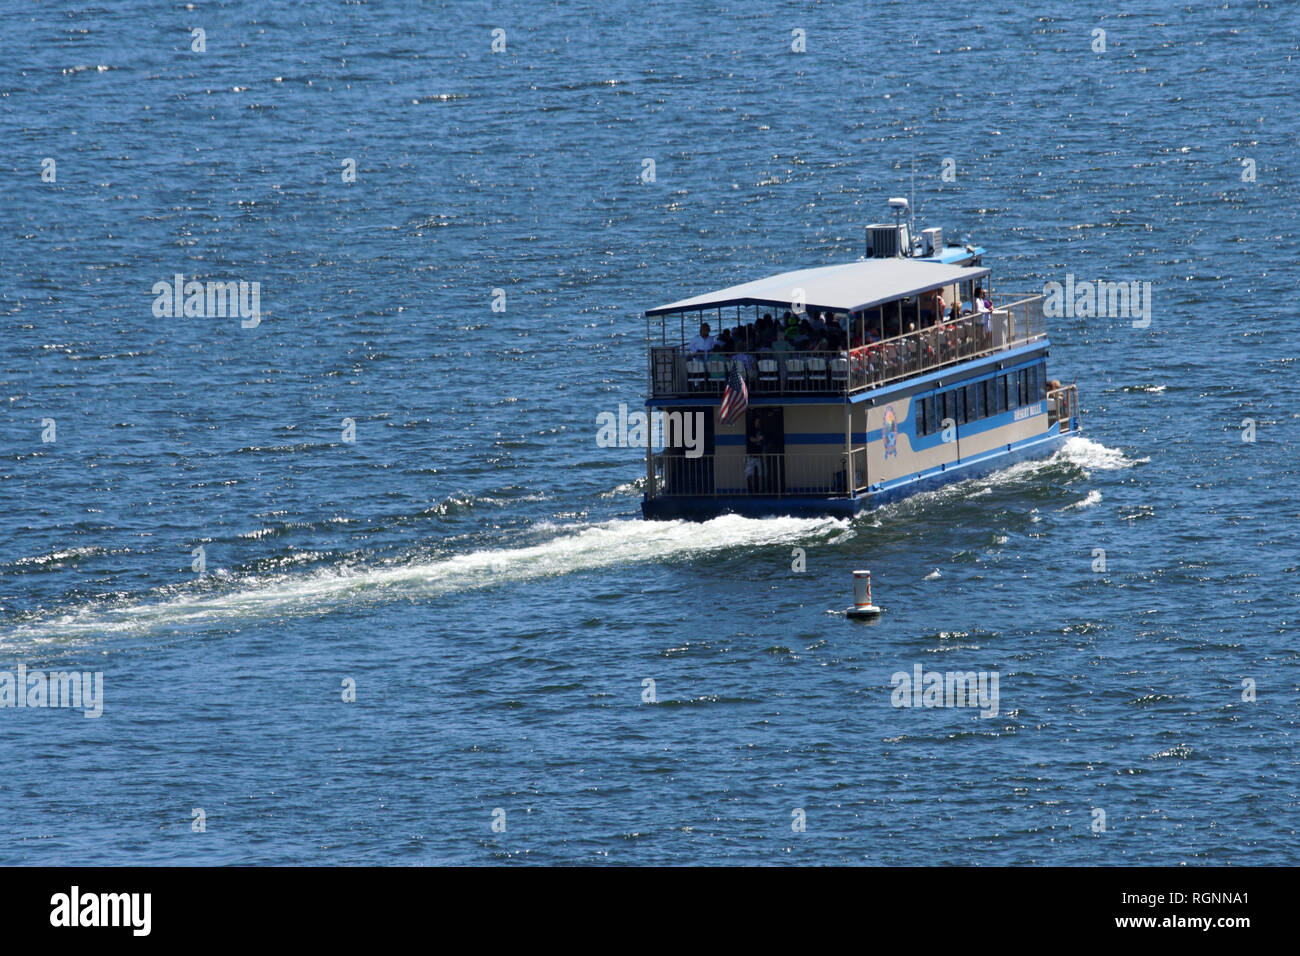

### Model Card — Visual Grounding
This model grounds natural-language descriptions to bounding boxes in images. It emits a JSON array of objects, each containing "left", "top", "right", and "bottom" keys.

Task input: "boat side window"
[
  {"left": 1006, "top": 372, "right": 1019, "bottom": 411},
  {"left": 974, "top": 381, "right": 985, "bottom": 420},
  {"left": 995, "top": 376, "right": 1007, "bottom": 414},
  {"left": 955, "top": 387, "right": 967, "bottom": 425},
  {"left": 925, "top": 395, "right": 937, "bottom": 436},
  {"left": 964, "top": 384, "right": 976, "bottom": 424}
]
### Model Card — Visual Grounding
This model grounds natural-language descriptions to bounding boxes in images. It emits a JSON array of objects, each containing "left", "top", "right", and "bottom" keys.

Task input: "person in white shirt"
[
  {"left": 972, "top": 286, "right": 993, "bottom": 347},
  {"left": 688, "top": 323, "right": 716, "bottom": 354}
]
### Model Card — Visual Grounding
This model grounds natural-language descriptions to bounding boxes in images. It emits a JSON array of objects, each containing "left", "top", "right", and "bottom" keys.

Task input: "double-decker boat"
[{"left": 641, "top": 200, "right": 1082, "bottom": 520}]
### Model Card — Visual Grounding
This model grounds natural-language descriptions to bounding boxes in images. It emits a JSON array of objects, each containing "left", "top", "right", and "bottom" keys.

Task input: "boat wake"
[
  {"left": 1057, "top": 435, "right": 1144, "bottom": 472},
  {"left": 2, "top": 514, "right": 849, "bottom": 646},
  {"left": 2, "top": 437, "right": 1135, "bottom": 647}
]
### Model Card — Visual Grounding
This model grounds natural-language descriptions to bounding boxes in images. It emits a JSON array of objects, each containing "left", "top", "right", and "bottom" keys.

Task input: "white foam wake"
[
  {"left": 1057, "top": 435, "right": 1144, "bottom": 471},
  {"left": 1062, "top": 489, "right": 1104, "bottom": 511},
  {"left": 2, "top": 514, "right": 848, "bottom": 644}
]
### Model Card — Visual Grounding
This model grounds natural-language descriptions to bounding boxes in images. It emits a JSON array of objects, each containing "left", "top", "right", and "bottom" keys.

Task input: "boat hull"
[{"left": 641, "top": 427, "right": 1074, "bottom": 521}]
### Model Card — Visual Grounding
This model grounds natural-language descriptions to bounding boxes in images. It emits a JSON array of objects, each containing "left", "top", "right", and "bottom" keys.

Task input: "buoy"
[{"left": 846, "top": 569, "right": 881, "bottom": 618}]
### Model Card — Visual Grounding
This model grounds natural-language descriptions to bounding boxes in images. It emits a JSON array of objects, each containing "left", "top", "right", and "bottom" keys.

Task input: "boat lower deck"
[{"left": 642, "top": 425, "right": 1077, "bottom": 520}]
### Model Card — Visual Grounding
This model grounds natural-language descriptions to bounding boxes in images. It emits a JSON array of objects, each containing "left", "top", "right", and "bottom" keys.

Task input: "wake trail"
[
  {"left": 2, "top": 436, "right": 1136, "bottom": 645},
  {"left": 2, "top": 514, "right": 848, "bottom": 644}
]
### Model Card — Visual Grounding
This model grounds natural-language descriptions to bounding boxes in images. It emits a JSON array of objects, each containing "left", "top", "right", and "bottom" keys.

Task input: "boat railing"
[
  {"left": 648, "top": 295, "right": 1047, "bottom": 398},
  {"left": 1046, "top": 383, "right": 1081, "bottom": 433},
  {"left": 647, "top": 448, "right": 869, "bottom": 499},
  {"left": 650, "top": 349, "right": 858, "bottom": 398}
]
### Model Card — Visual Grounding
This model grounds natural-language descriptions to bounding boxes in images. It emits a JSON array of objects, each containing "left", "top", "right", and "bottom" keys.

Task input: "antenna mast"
[{"left": 909, "top": 154, "right": 916, "bottom": 252}]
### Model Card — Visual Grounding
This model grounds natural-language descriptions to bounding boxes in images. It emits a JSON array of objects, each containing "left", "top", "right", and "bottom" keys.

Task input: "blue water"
[{"left": 1, "top": 1, "right": 1297, "bottom": 864}]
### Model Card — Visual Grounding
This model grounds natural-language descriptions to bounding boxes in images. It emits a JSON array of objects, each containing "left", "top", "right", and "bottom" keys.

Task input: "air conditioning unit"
[
  {"left": 921, "top": 227, "right": 943, "bottom": 256},
  {"left": 865, "top": 223, "right": 909, "bottom": 258}
]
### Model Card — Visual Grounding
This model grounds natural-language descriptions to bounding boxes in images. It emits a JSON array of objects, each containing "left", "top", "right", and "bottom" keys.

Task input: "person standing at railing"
[{"left": 972, "top": 287, "right": 992, "bottom": 349}]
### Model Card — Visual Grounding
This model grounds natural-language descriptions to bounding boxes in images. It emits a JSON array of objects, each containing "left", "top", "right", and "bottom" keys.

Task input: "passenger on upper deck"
[
  {"left": 920, "top": 288, "right": 946, "bottom": 327},
  {"left": 826, "top": 314, "right": 845, "bottom": 348},
  {"left": 689, "top": 323, "right": 716, "bottom": 355}
]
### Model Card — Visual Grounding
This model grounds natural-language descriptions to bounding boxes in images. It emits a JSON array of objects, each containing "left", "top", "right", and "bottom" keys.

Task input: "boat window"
[
  {"left": 995, "top": 376, "right": 1006, "bottom": 414},
  {"left": 1006, "top": 373, "right": 1019, "bottom": 411},
  {"left": 964, "top": 384, "right": 976, "bottom": 424},
  {"left": 974, "top": 381, "right": 985, "bottom": 420},
  {"left": 955, "top": 387, "right": 967, "bottom": 425},
  {"left": 925, "top": 395, "right": 936, "bottom": 436}
]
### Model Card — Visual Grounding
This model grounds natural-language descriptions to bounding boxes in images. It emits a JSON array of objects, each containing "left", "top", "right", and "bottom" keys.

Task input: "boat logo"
[{"left": 882, "top": 405, "right": 898, "bottom": 458}]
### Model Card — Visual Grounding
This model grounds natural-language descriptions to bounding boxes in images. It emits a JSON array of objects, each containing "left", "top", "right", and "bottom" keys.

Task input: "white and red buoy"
[{"left": 846, "top": 569, "right": 881, "bottom": 618}]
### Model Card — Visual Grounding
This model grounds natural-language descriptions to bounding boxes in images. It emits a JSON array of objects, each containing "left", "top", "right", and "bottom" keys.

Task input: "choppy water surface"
[{"left": 0, "top": 1, "right": 1297, "bottom": 864}]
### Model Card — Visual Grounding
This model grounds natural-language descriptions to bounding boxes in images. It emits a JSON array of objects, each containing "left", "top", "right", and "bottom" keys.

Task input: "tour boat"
[{"left": 640, "top": 199, "right": 1082, "bottom": 519}]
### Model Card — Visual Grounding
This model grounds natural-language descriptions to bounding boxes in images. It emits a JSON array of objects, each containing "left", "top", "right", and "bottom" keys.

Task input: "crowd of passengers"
[{"left": 686, "top": 286, "right": 992, "bottom": 357}]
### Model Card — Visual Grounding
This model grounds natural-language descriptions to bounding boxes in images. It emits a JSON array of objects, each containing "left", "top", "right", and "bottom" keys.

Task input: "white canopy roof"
[{"left": 646, "top": 257, "right": 990, "bottom": 317}]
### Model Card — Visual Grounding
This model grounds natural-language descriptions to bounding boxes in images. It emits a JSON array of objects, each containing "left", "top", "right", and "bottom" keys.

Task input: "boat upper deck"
[{"left": 645, "top": 257, "right": 1047, "bottom": 400}]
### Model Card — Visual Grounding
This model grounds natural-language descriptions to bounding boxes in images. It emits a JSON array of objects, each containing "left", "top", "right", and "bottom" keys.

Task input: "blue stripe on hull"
[
  {"left": 868, "top": 428, "right": 1070, "bottom": 506},
  {"left": 641, "top": 427, "right": 1076, "bottom": 520}
]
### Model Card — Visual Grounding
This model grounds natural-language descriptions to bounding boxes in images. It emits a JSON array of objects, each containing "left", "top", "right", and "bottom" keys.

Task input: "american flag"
[{"left": 719, "top": 361, "right": 748, "bottom": 425}]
